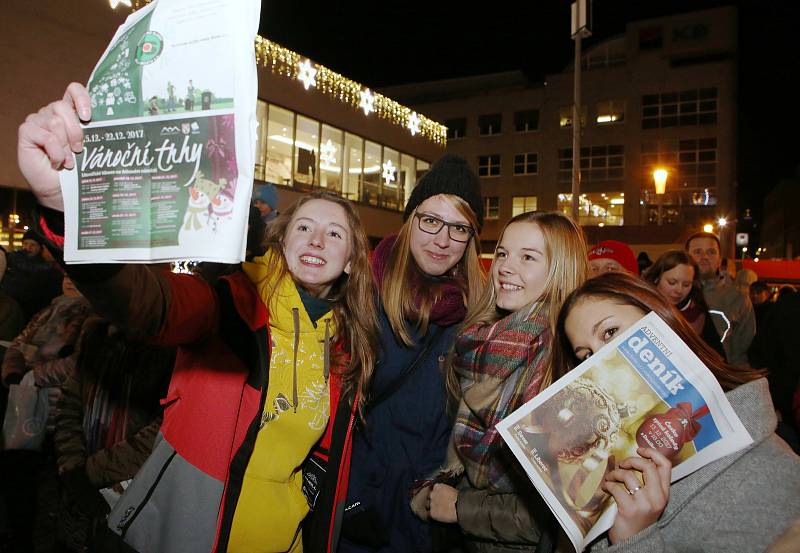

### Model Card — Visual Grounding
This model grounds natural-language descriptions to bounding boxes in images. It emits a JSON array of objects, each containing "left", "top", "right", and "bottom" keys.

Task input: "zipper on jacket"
[{"left": 117, "top": 449, "right": 177, "bottom": 537}]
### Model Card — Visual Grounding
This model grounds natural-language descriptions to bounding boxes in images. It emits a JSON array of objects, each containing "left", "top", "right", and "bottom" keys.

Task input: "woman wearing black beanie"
[{"left": 338, "top": 154, "right": 485, "bottom": 553}]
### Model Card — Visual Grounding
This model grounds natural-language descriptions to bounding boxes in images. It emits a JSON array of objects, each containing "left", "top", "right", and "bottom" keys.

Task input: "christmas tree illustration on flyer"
[
  {"left": 59, "top": 0, "right": 260, "bottom": 263},
  {"left": 497, "top": 312, "right": 753, "bottom": 552}
]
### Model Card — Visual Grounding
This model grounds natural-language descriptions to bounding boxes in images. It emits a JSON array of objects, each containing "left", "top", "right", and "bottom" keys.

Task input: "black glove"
[{"left": 61, "top": 466, "right": 111, "bottom": 518}]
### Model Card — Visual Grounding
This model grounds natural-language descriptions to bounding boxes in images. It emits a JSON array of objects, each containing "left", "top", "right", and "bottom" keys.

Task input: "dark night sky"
[{"left": 259, "top": 0, "right": 800, "bottom": 229}]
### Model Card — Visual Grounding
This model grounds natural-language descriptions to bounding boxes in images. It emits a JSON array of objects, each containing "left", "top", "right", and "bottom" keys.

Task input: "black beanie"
[{"left": 403, "top": 154, "right": 484, "bottom": 230}]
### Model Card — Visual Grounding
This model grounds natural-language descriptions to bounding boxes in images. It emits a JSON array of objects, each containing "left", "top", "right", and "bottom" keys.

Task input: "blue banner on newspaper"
[{"left": 619, "top": 328, "right": 721, "bottom": 451}]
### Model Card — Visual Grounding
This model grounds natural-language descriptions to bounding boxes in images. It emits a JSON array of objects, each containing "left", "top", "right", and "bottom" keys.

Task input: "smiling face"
[
  {"left": 656, "top": 263, "right": 695, "bottom": 305},
  {"left": 493, "top": 221, "right": 550, "bottom": 312},
  {"left": 409, "top": 194, "right": 471, "bottom": 277},
  {"left": 282, "top": 198, "right": 353, "bottom": 298},
  {"left": 564, "top": 297, "right": 646, "bottom": 362}
]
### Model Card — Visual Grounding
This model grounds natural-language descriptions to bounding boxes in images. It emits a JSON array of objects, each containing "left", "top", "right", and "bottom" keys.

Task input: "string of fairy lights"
[{"left": 126, "top": 1, "right": 447, "bottom": 145}]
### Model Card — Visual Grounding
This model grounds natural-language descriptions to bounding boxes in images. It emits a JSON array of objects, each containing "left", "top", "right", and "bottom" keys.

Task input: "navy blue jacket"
[{"left": 340, "top": 308, "right": 458, "bottom": 553}]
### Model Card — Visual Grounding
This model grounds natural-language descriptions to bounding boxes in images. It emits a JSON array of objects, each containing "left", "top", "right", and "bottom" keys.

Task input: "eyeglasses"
[{"left": 414, "top": 213, "right": 475, "bottom": 243}]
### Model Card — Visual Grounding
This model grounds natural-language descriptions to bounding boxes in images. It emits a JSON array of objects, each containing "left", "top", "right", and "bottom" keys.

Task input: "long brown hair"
[
  {"left": 552, "top": 272, "right": 764, "bottom": 391},
  {"left": 642, "top": 249, "right": 709, "bottom": 311},
  {"left": 258, "top": 191, "right": 379, "bottom": 415},
  {"left": 381, "top": 194, "right": 485, "bottom": 346}
]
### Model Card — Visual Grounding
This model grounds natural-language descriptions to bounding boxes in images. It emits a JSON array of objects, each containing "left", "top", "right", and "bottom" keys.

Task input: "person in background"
[
  {"left": 642, "top": 249, "right": 725, "bottom": 359},
  {"left": 748, "top": 281, "right": 800, "bottom": 452},
  {"left": 587, "top": 239, "right": 638, "bottom": 277},
  {"left": 636, "top": 251, "right": 653, "bottom": 276},
  {"left": 415, "top": 211, "right": 588, "bottom": 552},
  {"left": 340, "top": 154, "right": 485, "bottom": 553},
  {"left": 0, "top": 247, "right": 25, "bottom": 363},
  {"left": 734, "top": 268, "right": 758, "bottom": 296},
  {"left": 0, "top": 229, "right": 63, "bottom": 322},
  {"left": 252, "top": 183, "right": 279, "bottom": 225},
  {"left": 686, "top": 232, "right": 755, "bottom": 366},
  {"left": 54, "top": 316, "right": 174, "bottom": 552},
  {"left": 749, "top": 280, "right": 773, "bottom": 329},
  {"left": 551, "top": 272, "right": 800, "bottom": 553}
]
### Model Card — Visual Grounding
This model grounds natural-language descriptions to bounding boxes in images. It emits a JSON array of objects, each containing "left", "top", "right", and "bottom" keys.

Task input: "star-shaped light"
[
  {"left": 109, "top": 0, "right": 132, "bottom": 8},
  {"left": 320, "top": 139, "right": 337, "bottom": 166},
  {"left": 359, "top": 89, "right": 375, "bottom": 116},
  {"left": 297, "top": 59, "right": 317, "bottom": 90},
  {"left": 408, "top": 112, "right": 421, "bottom": 136},
  {"left": 382, "top": 160, "right": 397, "bottom": 185}
]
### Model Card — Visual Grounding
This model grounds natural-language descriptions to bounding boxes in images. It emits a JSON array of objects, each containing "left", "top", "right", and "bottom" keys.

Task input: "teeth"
[
  {"left": 501, "top": 283, "right": 523, "bottom": 291},
  {"left": 301, "top": 255, "right": 325, "bottom": 265}
]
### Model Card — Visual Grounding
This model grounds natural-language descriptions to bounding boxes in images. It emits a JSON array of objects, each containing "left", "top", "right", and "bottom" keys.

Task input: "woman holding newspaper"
[
  {"left": 412, "top": 211, "right": 589, "bottom": 551},
  {"left": 551, "top": 272, "right": 800, "bottom": 552},
  {"left": 17, "top": 83, "right": 380, "bottom": 553}
]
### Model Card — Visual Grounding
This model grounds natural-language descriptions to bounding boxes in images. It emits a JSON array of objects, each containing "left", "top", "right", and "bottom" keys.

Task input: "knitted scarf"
[
  {"left": 451, "top": 302, "right": 552, "bottom": 491},
  {"left": 371, "top": 234, "right": 466, "bottom": 326}
]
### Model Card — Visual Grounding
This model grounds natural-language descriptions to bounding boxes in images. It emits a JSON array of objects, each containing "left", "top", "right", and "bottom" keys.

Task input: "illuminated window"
[
  {"left": 484, "top": 197, "right": 500, "bottom": 219},
  {"left": 640, "top": 138, "right": 717, "bottom": 209},
  {"left": 558, "top": 193, "right": 624, "bottom": 226},
  {"left": 265, "top": 105, "right": 294, "bottom": 187},
  {"left": 512, "top": 196, "right": 538, "bottom": 217},
  {"left": 342, "top": 133, "right": 363, "bottom": 202},
  {"left": 559, "top": 106, "right": 587, "bottom": 128},
  {"left": 513, "top": 153, "right": 538, "bottom": 175},
  {"left": 596, "top": 100, "right": 625, "bottom": 125},
  {"left": 478, "top": 155, "right": 501, "bottom": 177},
  {"left": 319, "top": 124, "right": 343, "bottom": 192}
]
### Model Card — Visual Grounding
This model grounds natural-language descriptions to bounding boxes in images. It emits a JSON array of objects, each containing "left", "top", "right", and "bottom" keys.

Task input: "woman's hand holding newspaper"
[{"left": 602, "top": 447, "right": 672, "bottom": 544}]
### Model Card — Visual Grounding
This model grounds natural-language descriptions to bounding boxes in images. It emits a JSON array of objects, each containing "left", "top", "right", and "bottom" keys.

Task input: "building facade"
[
  {"left": 0, "top": 0, "right": 444, "bottom": 247},
  {"left": 383, "top": 6, "right": 738, "bottom": 253}
]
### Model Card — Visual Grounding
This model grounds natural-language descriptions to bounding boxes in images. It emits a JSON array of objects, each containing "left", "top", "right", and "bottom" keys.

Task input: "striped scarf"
[{"left": 451, "top": 302, "right": 552, "bottom": 491}]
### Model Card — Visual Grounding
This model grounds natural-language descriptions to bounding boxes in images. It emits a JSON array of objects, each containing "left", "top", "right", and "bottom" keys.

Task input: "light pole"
[
  {"left": 571, "top": 1, "right": 591, "bottom": 222},
  {"left": 653, "top": 168, "right": 668, "bottom": 226}
]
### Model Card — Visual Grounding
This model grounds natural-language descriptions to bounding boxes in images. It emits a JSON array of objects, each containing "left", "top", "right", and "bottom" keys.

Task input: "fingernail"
[
  {"left": 73, "top": 141, "right": 83, "bottom": 151},
  {"left": 79, "top": 107, "right": 91, "bottom": 120}
]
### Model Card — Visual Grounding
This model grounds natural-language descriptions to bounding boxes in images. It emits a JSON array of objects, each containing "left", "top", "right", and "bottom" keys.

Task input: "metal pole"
[
  {"left": 657, "top": 194, "right": 663, "bottom": 225},
  {"left": 571, "top": 31, "right": 582, "bottom": 222}
]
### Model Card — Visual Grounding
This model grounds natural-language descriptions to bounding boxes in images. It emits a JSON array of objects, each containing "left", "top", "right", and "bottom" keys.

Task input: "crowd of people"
[{"left": 0, "top": 82, "right": 798, "bottom": 553}]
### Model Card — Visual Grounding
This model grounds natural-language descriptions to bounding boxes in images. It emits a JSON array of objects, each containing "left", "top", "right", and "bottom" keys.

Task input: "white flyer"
[{"left": 59, "top": 0, "right": 261, "bottom": 263}]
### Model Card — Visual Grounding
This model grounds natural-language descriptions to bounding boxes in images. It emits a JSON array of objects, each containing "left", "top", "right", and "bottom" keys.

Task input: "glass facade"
[{"left": 255, "top": 99, "right": 432, "bottom": 211}]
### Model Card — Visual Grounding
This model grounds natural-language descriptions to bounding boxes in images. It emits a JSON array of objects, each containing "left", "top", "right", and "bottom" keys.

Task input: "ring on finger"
[{"left": 627, "top": 486, "right": 641, "bottom": 495}]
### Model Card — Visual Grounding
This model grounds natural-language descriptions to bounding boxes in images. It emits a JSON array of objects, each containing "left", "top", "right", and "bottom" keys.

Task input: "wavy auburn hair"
[
  {"left": 257, "top": 191, "right": 379, "bottom": 416},
  {"left": 552, "top": 272, "right": 764, "bottom": 391}
]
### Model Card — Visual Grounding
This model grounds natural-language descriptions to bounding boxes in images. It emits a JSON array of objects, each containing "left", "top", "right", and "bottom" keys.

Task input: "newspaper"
[
  {"left": 59, "top": 0, "right": 261, "bottom": 263},
  {"left": 497, "top": 312, "right": 753, "bottom": 552}
]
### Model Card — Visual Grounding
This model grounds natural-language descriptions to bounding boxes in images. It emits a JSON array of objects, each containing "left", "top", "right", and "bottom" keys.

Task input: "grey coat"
[{"left": 590, "top": 378, "right": 800, "bottom": 553}]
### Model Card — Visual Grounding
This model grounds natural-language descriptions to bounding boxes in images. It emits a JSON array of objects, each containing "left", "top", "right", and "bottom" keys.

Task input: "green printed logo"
[{"left": 135, "top": 31, "right": 164, "bottom": 65}]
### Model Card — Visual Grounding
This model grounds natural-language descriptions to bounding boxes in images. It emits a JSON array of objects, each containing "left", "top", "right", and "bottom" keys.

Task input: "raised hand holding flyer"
[
  {"left": 59, "top": 0, "right": 260, "bottom": 263},
  {"left": 497, "top": 312, "right": 753, "bottom": 552}
]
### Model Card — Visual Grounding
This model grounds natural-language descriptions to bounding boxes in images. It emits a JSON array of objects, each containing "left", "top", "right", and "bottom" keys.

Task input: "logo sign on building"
[{"left": 736, "top": 233, "right": 749, "bottom": 247}]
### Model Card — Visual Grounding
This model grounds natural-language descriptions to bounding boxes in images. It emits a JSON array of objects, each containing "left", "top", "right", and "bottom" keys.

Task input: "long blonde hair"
[
  {"left": 258, "top": 191, "right": 379, "bottom": 416},
  {"left": 454, "top": 211, "right": 589, "bottom": 392},
  {"left": 381, "top": 194, "right": 485, "bottom": 346}
]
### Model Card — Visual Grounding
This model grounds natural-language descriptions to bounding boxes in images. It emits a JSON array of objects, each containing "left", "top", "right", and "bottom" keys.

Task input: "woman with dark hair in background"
[
  {"left": 643, "top": 249, "right": 725, "bottom": 360},
  {"left": 550, "top": 272, "right": 800, "bottom": 553}
]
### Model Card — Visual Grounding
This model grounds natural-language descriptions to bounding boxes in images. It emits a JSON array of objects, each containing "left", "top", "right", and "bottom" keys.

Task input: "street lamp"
[
  {"left": 653, "top": 168, "right": 668, "bottom": 225},
  {"left": 703, "top": 223, "right": 714, "bottom": 233}
]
